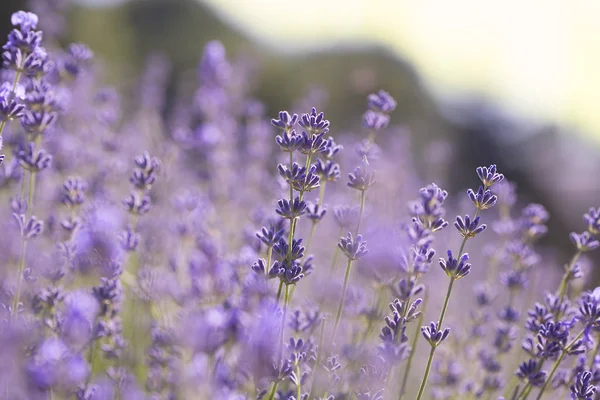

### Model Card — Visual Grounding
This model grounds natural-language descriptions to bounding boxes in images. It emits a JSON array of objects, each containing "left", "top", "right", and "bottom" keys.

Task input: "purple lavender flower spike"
[
  {"left": 570, "top": 231, "right": 600, "bottom": 252},
  {"left": 299, "top": 107, "right": 329, "bottom": 135},
  {"left": 454, "top": 214, "right": 487, "bottom": 238},
  {"left": 367, "top": 90, "right": 397, "bottom": 114},
  {"left": 584, "top": 207, "right": 600, "bottom": 235},
  {"left": 439, "top": 250, "right": 471, "bottom": 280},
  {"left": 516, "top": 359, "right": 546, "bottom": 387},
  {"left": 421, "top": 322, "right": 450, "bottom": 347},
  {"left": 467, "top": 186, "right": 498, "bottom": 210},
  {"left": 571, "top": 371, "right": 597, "bottom": 400},
  {"left": 338, "top": 232, "right": 368, "bottom": 261},
  {"left": 476, "top": 164, "right": 504, "bottom": 187}
]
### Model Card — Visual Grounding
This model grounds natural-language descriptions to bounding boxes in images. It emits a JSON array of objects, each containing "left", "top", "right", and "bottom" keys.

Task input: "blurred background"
[{"left": 2, "top": 0, "right": 600, "bottom": 273}]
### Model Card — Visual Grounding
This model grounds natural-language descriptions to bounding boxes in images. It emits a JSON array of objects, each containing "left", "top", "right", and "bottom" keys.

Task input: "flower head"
[
  {"left": 467, "top": 186, "right": 498, "bottom": 210},
  {"left": 439, "top": 250, "right": 471, "bottom": 280},
  {"left": 476, "top": 164, "right": 504, "bottom": 187},
  {"left": 454, "top": 214, "right": 486, "bottom": 238},
  {"left": 338, "top": 232, "right": 368, "bottom": 261},
  {"left": 421, "top": 322, "right": 450, "bottom": 347}
]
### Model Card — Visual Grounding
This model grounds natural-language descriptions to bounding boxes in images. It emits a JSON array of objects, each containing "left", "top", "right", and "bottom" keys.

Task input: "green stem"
[
  {"left": 503, "top": 377, "right": 518, "bottom": 399},
  {"left": 333, "top": 258, "right": 354, "bottom": 339},
  {"left": 328, "top": 227, "right": 344, "bottom": 276},
  {"left": 265, "top": 246, "right": 273, "bottom": 279},
  {"left": 355, "top": 190, "right": 366, "bottom": 236},
  {"left": 278, "top": 284, "right": 290, "bottom": 364},
  {"left": 295, "top": 364, "right": 302, "bottom": 400},
  {"left": 415, "top": 277, "right": 455, "bottom": 400},
  {"left": 438, "top": 277, "right": 455, "bottom": 328},
  {"left": 415, "top": 346, "right": 436, "bottom": 400},
  {"left": 11, "top": 238, "right": 27, "bottom": 318},
  {"left": 307, "top": 318, "right": 326, "bottom": 400},
  {"left": 557, "top": 251, "right": 582, "bottom": 303},
  {"left": 87, "top": 339, "right": 99, "bottom": 385},
  {"left": 398, "top": 294, "right": 428, "bottom": 400},
  {"left": 589, "top": 335, "right": 600, "bottom": 369},
  {"left": 276, "top": 281, "right": 283, "bottom": 304},
  {"left": 11, "top": 167, "right": 37, "bottom": 319},
  {"left": 304, "top": 221, "right": 317, "bottom": 258},
  {"left": 302, "top": 180, "right": 327, "bottom": 261}
]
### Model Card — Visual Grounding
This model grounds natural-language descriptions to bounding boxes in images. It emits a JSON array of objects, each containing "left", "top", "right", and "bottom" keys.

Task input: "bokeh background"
[{"left": 2, "top": 0, "right": 600, "bottom": 277}]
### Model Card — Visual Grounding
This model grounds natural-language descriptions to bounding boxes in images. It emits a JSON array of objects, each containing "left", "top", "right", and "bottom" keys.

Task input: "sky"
[
  {"left": 200, "top": 0, "right": 600, "bottom": 140},
  {"left": 74, "top": 0, "right": 600, "bottom": 139}
]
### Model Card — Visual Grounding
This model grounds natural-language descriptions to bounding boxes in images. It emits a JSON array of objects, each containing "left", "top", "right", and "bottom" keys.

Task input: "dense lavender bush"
[{"left": 1, "top": 7, "right": 600, "bottom": 400}]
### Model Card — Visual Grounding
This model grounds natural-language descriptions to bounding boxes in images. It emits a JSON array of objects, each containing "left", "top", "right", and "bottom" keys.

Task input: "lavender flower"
[
  {"left": 421, "top": 322, "right": 450, "bottom": 347},
  {"left": 338, "top": 232, "right": 369, "bottom": 261},
  {"left": 571, "top": 371, "right": 597, "bottom": 400},
  {"left": 454, "top": 214, "right": 487, "bottom": 238},
  {"left": 439, "top": 250, "right": 471, "bottom": 280}
]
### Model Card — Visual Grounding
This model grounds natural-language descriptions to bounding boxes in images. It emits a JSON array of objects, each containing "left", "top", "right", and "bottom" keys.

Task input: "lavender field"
[{"left": 1, "top": 6, "right": 600, "bottom": 400}]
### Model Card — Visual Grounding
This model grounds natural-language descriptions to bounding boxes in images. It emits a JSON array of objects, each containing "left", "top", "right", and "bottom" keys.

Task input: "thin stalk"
[
  {"left": 415, "top": 347, "right": 436, "bottom": 400},
  {"left": 276, "top": 281, "right": 283, "bottom": 304},
  {"left": 328, "top": 227, "right": 344, "bottom": 276},
  {"left": 301, "top": 181, "right": 327, "bottom": 261},
  {"left": 307, "top": 318, "right": 327, "bottom": 399},
  {"left": 557, "top": 251, "right": 582, "bottom": 302},
  {"left": 414, "top": 201, "right": 480, "bottom": 400},
  {"left": 304, "top": 221, "right": 317, "bottom": 259},
  {"left": 333, "top": 258, "right": 353, "bottom": 339},
  {"left": 87, "top": 339, "right": 99, "bottom": 384},
  {"left": 535, "top": 329, "right": 585, "bottom": 400},
  {"left": 503, "top": 377, "right": 518, "bottom": 399},
  {"left": 399, "top": 294, "right": 428, "bottom": 399},
  {"left": 589, "top": 335, "right": 600, "bottom": 369},
  {"left": 268, "top": 284, "right": 291, "bottom": 400},
  {"left": 277, "top": 284, "right": 290, "bottom": 364},
  {"left": 415, "top": 277, "right": 456, "bottom": 400},
  {"left": 295, "top": 364, "right": 302, "bottom": 400},
  {"left": 355, "top": 190, "right": 366, "bottom": 236},
  {"left": 11, "top": 166, "right": 37, "bottom": 319},
  {"left": 11, "top": 238, "right": 27, "bottom": 318},
  {"left": 265, "top": 246, "right": 273, "bottom": 279}
]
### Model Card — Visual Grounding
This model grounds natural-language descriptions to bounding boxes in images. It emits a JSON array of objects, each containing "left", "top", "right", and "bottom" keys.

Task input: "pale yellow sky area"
[{"left": 203, "top": 0, "right": 600, "bottom": 139}]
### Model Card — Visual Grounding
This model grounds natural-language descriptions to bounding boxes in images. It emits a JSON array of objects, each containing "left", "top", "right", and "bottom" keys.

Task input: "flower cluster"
[{"left": 1, "top": 8, "right": 600, "bottom": 400}]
